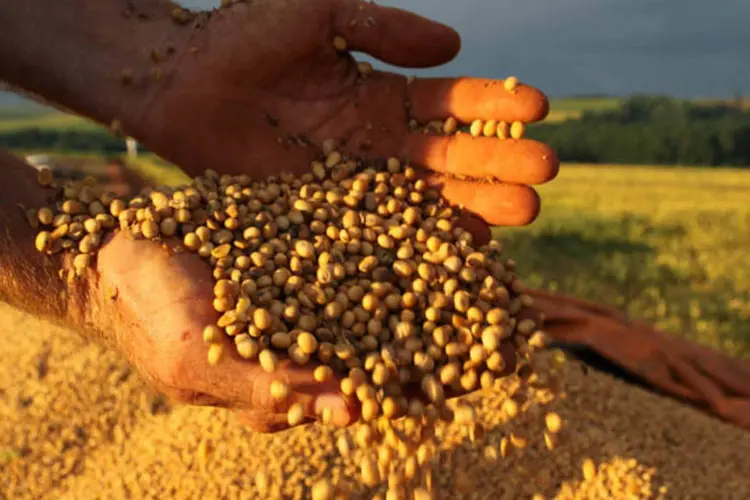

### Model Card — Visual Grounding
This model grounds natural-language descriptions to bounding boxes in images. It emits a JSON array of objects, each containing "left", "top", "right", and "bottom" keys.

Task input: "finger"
[
  {"left": 454, "top": 212, "right": 491, "bottom": 246},
  {"left": 406, "top": 134, "right": 559, "bottom": 185},
  {"left": 333, "top": 1, "right": 460, "bottom": 68},
  {"left": 235, "top": 410, "right": 295, "bottom": 434},
  {"left": 498, "top": 340, "right": 520, "bottom": 377},
  {"left": 419, "top": 171, "right": 541, "bottom": 227},
  {"left": 278, "top": 363, "right": 359, "bottom": 427},
  {"left": 516, "top": 305, "right": 545, "bottom": 326},
  {"left": 201, "top": 351, "right": 357, "bottom": 428},
  {"left": 407, "top": 77, "right": 549, "bottom": 123}
]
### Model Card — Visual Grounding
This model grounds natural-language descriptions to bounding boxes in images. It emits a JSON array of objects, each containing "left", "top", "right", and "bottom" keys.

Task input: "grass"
[
  {"left": 127, "top": 155, "right": 190, "bottom": 186},
  {"left": 545, "top": 97, "right": 622, "bottom": 122},
  {"left": 0, "top": 112, "right": 98, "bottom": 132},
  {"left": 495, "top": 164, "right": 750, "bottom": 360}
]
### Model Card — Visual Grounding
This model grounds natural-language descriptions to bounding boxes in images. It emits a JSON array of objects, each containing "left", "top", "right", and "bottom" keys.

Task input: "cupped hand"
[
  {"left": 92, "top": 231, "right": 356, "bottom": 433},
  {"left": 136, "top": 0, "right": 558, "bottom": 229},
  {"left": 89, "top": 227, "right": 519, "bottom": 433}
]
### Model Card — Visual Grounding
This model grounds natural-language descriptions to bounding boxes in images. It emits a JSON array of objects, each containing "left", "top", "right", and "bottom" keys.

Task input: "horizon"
[{"left": 1, "top": 90, "right": 746, "bottom": 113}]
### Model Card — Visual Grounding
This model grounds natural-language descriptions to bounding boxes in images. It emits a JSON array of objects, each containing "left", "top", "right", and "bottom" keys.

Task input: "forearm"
[
  {"left": 0, "top": 0, "right": 191, "bottom": 133},
  {"left": 0, "top": 150, "right": 92, "bottom": 335}
]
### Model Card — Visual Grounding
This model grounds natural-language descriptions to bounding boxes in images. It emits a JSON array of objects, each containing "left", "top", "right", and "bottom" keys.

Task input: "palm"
[
  {"left": 92, "top": 231, "right": 518, "bottom": 432},
  {"left": 139, "top": 0, "right": 559, "bottom": 228},
  {"left": 149, "top": 0, "right": 416, "bottom": 175},
  {"left": 94, "top": 232, "right": 350, "bottom": 432}
]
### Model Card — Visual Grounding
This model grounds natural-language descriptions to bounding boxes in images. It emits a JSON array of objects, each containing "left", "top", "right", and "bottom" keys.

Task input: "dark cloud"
[{"left": 180, "top": 0, "right": 750, "bottom": 97}]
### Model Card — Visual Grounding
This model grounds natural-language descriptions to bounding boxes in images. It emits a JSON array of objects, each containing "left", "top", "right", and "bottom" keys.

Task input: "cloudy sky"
[{"left": 179, "top": 0, "right": 750, "bottom": 98}]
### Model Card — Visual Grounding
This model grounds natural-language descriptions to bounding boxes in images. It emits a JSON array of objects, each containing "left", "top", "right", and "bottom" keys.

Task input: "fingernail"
[{"left": 314, "top": 394, "right": 352, "bottom": 427}]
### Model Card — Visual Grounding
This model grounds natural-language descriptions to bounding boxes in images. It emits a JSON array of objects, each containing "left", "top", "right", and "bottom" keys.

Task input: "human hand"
[
  {"left": 132, "top": 0, "right": 558, "bottom": 229},
  {"left": 90, "top": 230, "right": 522, "bottom": 432},
  {"left": 529, "top": 289, "right": 750, "bottom": 431},
  {"left": 91, "top": 231, "right": 357, "bottom": 433}
]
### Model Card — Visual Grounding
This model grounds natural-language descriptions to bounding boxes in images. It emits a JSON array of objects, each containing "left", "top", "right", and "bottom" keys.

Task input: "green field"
[
  {"left": 545, "top": 97, "right": 623, "bottom": 122},
  {"left": 497, "top": 165, "right": 750, "bottom": 359},
  {"left": 0, "top": 112, "right": 99, "bottom": 132}
]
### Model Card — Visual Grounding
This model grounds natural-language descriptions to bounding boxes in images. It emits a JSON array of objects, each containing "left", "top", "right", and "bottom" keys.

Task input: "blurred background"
[{"left": 1, "top": 0, "right": 748, "bottom": 360}]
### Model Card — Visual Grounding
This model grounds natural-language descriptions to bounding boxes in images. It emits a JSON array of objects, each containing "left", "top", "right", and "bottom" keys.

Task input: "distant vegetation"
[
  {"left": 0, "top": 127, "right": 130, "bottom": 154},
  {"left": 529, "top": 95, "right": 750, "bottom": 167}
]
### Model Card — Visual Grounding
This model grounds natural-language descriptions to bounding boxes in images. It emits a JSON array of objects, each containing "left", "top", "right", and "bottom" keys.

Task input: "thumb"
[
  {"left": 208, "top": 354, "right": 358, "bottom": 428},
  {"left": 277, "top": 362, "right": 359, "bottom": 427},
  {"left": 333, "top": 0, "right": 461, "bottom": 68}
]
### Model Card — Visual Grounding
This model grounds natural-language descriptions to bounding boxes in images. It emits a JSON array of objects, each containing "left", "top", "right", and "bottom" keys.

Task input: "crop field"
[
  {"left": 499, "top": 164, "right": 750, "bottom": 359},
  {"left": 543, "top": 97, "right": 622, "bottom": 122},
  {"left": 0, "top": 113, "right": 99, "bottom": 133}
]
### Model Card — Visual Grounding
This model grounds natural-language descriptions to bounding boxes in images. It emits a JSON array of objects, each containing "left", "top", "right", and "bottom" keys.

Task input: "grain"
[
  {"left": 0, "top": 346, "right": 733, "bottom": 500},
  {"left": 469, "top": 120, "right": 484, "bottom": 137},
  {"left": 504, "top": 76, "right": 519, "bottom": 92},
  {"left": 207, "top": 343, "right": 224, "bottom": 366},
  {"left": 259, "top": 350, "right": 279, "bottom": 373},
  {"left": 287, "top": 403, "right": 305, "bottom": 427},
  {"left": 510, "top": 121, "right": 526, "bottom": 139},
  {"left": 270, "top": 380, "right": 290, "bottom": 401},
  {"left": 333, "top": 36, "right": 348, "bottom": 51}
]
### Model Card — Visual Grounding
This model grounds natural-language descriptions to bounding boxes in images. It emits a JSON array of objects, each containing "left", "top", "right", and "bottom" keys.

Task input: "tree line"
[
  {"left": 527, "top": 96, "right": 750, "bottom": 166},
  {"left": 1, "top": 96, "right": 749, "bottom": 166},
  {"left": 0, "top": 127, "right": 137, "bottom": 154}
]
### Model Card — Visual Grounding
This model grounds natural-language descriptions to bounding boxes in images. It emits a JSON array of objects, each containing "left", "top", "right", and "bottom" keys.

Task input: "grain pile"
[{"left": 2, "top": 302, "right": 750, "bottom": 499}]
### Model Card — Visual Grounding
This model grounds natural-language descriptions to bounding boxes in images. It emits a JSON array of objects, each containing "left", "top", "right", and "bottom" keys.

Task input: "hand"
[
  {"left": 91, "top": 232, "right": 357, "bottom": 433},
  {"left": 136, "top": 0, "right": 558, "bottom": 229},
  {"left": 88, "top": 228, "right": 520, "bottom": 434},
  {"left": 529, "top": 289, "right": 750, "bottom": 431}
]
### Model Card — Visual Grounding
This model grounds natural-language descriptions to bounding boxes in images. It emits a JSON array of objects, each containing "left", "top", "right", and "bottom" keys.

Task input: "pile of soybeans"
[
  {"left": 3, "top": 150, "right": 750, "bottom": 498},
  {"left": 2, "top": 302, "right": 750, "bottom": 499}
]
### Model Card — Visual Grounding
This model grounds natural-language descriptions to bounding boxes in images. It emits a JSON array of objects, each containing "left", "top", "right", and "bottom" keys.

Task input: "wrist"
[
  {"left": 0, "top": 151, "right": 110, "bottom": 344},
  {"left": 60, "top": 252, "right": 114, "bottom": 346}
]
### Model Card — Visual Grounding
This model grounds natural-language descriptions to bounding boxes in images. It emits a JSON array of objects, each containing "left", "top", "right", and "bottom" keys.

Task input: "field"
[
  {"left": 0, "top": 112, "right": 100, "bottom": 132},
  {"left": 544, "top": 97, "right": 622, "bottom": 122},
  {"left": 499, "top": 165, "right": 750, "bottom": 360}
]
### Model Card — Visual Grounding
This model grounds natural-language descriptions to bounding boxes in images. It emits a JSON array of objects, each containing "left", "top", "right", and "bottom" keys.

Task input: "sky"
[{"left": 179, "top": 0, "right": 750, "bottom": 98}]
